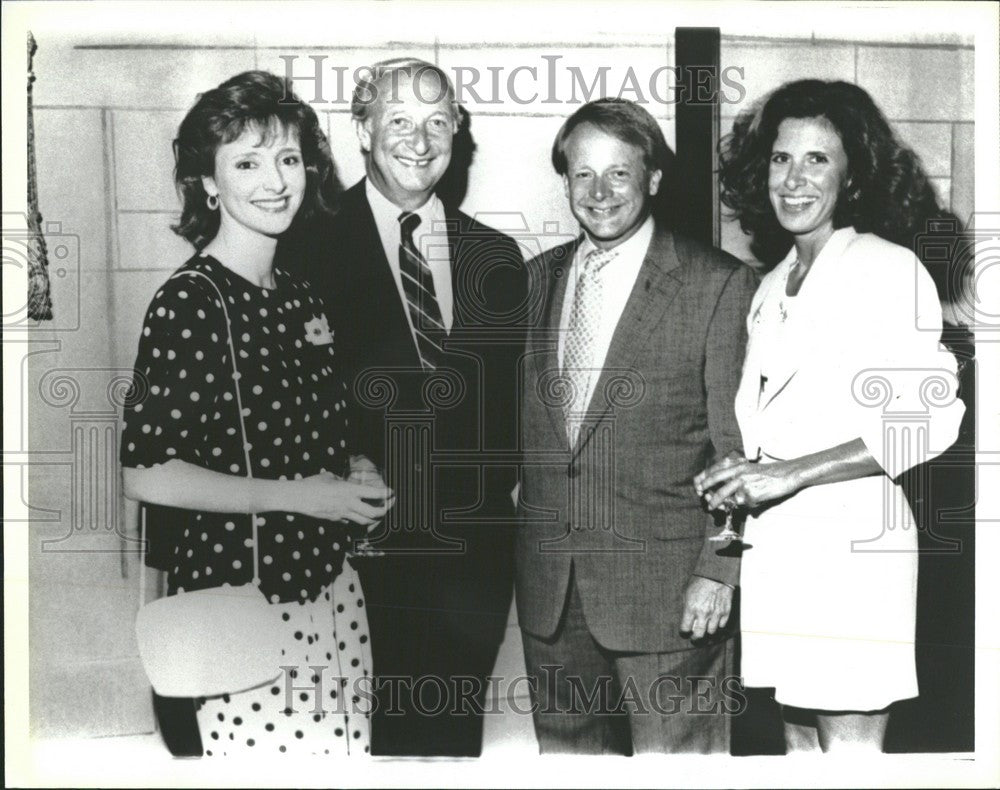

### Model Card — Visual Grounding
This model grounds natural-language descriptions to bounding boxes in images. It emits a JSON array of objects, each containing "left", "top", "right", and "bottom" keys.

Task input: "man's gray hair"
[{"left": 350, "top": 57, "right": 461, "bottom": 125}]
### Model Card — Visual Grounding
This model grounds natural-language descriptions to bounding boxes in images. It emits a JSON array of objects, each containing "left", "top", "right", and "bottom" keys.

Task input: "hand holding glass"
[
  {"left": 345, "top": 467, "right": 392, "bottom": 558},
  {"left": 695, "top": 453, "right": 745, "bottom": 543}
]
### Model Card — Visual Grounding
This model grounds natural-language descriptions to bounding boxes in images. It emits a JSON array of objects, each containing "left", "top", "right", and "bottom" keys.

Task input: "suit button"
[
  {"left": 567, "top": 464, "right": 579, "bottom": 478},
  {"left": 414, "top": 464, "right": 422, "bottom": 473}
]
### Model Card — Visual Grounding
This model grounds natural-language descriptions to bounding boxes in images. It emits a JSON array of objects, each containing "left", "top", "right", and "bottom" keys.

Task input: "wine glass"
[
  {"left": 344, "top": 467, "right": 390, "bottom": 559},
  {"left": 709, "top": 500, "right": 741, "bottom": 543},
  {"left": 697, "top": 453, "right": 745, "bottom": 543},
  {"left": 345, "top": 525, "right": 385, "bottom": 558}
]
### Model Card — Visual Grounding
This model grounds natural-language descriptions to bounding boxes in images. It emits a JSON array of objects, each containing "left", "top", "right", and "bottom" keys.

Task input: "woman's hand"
[
  {"left": 696, "top": 458, "right": 803, "bottom": 511},
  {"left": 123, "top": 460, "right": 396, "bottom": 525},
  {"left": 347, "top": 455, "right": 391, "bottom": 533},
  {"left": 347, "top": 454, "right": 384, "bottom": 486},
  {"left": 694, "top": 451, "right": 746, "bottom": 499},
  {"left": 293, "top": 471, "right": 395, "bottom": 525}
]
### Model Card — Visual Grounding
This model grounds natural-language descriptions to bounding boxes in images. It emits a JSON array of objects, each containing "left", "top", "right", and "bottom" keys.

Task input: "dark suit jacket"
[
  {"left": 515, "top": 223, "right": 757, "bottom": 654},
  {"left": 277, "top": 179, "right": 527, "bottom": 646}
]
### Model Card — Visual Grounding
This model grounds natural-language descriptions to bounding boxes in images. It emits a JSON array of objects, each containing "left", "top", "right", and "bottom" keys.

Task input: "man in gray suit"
[{"left": 516, "top": 98, "right": 757, "bottom": 754}]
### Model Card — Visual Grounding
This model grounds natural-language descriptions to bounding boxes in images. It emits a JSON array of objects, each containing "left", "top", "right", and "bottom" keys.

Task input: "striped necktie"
[
  {"left": 398, "top": 211, "right": 447, "bottom": 371},
  {"left": 563, "top": 247, "right": 618, "bottom": 445}
]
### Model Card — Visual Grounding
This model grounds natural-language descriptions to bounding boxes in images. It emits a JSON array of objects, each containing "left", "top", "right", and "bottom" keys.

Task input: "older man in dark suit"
[
  {"left": 516, "top": 98, "right": 757, "bottom": 754},
  {"left": 278, "top": 58, "right": 526, "bottom": 757}
]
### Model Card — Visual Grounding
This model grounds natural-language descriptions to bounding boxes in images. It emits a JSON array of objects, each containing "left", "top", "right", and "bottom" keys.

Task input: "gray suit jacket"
[{"left": 515, "top": 222, "right": 757, "bottom": 653}]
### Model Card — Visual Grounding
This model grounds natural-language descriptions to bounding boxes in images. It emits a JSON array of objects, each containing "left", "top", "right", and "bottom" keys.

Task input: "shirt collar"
[
  {"left": 365, "top": 178, "right": 443, "bottom": 232},
  {"left": 780, "top": 225, "right": 859, "bottom": 276},
  {"left": 577, "top": 214, "right": 655, "bottom": 265}
]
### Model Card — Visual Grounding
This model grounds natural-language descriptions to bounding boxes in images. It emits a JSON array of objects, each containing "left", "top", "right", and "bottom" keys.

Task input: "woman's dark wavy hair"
[
  {"left": 171, "top": 70, "right": 334, "bottom": 250},
  {"left": 719, "top": 79, "right": 950, "bottom": 268}
]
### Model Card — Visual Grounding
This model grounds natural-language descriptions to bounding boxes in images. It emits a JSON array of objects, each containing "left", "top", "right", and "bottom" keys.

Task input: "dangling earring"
[
  {"left": 845, "top": 180, "right": 861, "bottom": 204},
  {"left": 206, "top": 193, "right": 219, "bottom": 210}
]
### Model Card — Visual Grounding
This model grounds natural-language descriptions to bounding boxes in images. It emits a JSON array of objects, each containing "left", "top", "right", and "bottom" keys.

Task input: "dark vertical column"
[
  {"left": 673, "top": 27, "right": 721, "bottom": 246},
  {"left": 676, "top": 33, "right": 786, "bottom": 757}
]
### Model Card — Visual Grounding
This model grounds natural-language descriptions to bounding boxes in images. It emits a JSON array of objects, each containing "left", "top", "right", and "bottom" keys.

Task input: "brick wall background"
[{"left": 26, "top": 20, "right": 974, "bottom": 739}]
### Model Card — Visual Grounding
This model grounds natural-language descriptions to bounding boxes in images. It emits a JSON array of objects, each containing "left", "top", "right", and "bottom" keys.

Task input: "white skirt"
[
  {"left": 196, "top": 558, "right": 372, "bottom": 756},
  {"left": 739, "top": 475, "right": 919, "bottom": 712}
]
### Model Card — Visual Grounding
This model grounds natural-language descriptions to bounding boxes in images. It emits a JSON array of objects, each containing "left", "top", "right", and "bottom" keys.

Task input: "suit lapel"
[
  {"left": 443, "top": 206, "right": 464, "bottom": 333},
  {"left": 745, "top": 260, "right": 795, "bottom": 412},
  {"left": 532, "top": 238, "right": 580, "bottom": 448},
  {"left": 351, "top": 179, "right": 425, "bottom": 367},
  {"left": 753, "top": 228, "right": 856, "bottom": 413},
  {"left": 573, "top": 226, "right": 684, "bottom": 457}
]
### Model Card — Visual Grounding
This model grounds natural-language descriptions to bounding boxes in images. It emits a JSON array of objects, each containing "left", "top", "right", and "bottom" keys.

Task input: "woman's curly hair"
[
  {"left": 172, "top": 70, "right": 335, "bottom": 250},
  {"left": 719, "top": 79, "right": 950, "bottom": 268}
]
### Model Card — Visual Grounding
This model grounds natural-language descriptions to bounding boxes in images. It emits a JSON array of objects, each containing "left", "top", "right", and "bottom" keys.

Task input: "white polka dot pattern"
[
  {"left": 195, "top": 563, "right": 372, "bottom": 757},
  {"left": 121, "top": 255, "right": 355, "bottom": 604}
]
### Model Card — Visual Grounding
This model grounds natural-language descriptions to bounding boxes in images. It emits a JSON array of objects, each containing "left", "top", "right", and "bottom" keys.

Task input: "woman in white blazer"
[{"left": 697, "top": 80, "right": 965, "bottom": 752}]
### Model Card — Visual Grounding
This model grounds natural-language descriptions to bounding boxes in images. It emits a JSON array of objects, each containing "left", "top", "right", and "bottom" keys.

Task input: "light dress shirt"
[
  {"left": 365, "top": 179, "right": 454, "bottom": 336},
  {"left": 557, "top": 214, "right": 655, "bottom": 411}
]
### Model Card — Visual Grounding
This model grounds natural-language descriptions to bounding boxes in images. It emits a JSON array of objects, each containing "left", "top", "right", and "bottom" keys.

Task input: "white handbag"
[{"left": 134, "top": 269, "right": 285, "bottom": 699}]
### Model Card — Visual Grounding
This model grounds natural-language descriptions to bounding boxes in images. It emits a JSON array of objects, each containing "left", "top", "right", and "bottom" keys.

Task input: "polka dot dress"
[
  {"left": 121, "top": 254, "right": 373, "bottom": 755},
  {"left": 121, "top": 254, "right": 356, "bottom": 604},
  {"left": 196, "top": 564, "right": 372, "bottom": 756}
]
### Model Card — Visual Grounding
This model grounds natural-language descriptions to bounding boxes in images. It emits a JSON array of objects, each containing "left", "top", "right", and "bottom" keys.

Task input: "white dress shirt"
[
  {"left": 365, "top": 179, "right": 455, "bottom": 336},
  {"left": 557, "top": 215, "right": 655, "bottom": 412}
]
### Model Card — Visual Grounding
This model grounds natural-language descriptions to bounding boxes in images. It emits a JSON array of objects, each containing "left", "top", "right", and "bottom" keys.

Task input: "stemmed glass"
[
  {"left": 345, "top": 527, "right": 385, "bottom": 558},
  {"left": 343, "top": 506, "right": 387, "bottom": 558},
  {"left": 344, "top": 466, "right": 390, "bottom": 559},
  {"left": 709, "top": 500, "right": 741, "bottom": 543},
  {"left": 697, "top": 453, "right": 745, "bottom": 543},
  {"left": 344, "top": 508, "right": 388, "bottom": 559}
]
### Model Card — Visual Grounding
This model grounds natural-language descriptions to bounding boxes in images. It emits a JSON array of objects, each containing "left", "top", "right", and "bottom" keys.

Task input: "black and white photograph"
[{"left": 3, "top": 0, "right": 998, "bottom": 786}]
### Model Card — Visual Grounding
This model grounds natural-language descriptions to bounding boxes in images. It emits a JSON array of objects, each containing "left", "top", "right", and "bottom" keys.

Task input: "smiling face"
[
  {"left": 768, "top": 116, "right": 850, "bottom": 254},
  {"left": 562, "top": 123, "right": 662, "bottom": 251},
  {"left": 356, "top": 70, "right": 457, "bottom": 210},
  {"left": 202, "top": 121, "right": 306, "bottom": 242}
]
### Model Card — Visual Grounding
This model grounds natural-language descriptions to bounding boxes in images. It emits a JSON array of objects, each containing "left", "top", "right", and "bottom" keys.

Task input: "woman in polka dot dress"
[{"left": 121, "top": 71, "right": 394, "bottom": 757}]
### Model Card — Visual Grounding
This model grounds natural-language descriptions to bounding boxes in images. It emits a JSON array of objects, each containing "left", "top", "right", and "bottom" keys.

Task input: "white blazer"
[
  {"left": 735, "top": 227, "right": 964, "bottom": 479},
  {"left": 733, "top": 227, "right": 966, "bottom": 710}
]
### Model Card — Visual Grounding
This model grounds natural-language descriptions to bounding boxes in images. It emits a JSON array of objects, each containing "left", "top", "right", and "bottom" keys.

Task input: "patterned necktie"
[
  {"left": 563, "top": 247, "right": 618, "bottom": 445},
  {"left": 398, "top": 211, "right": 447, "bottom": 371}
]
